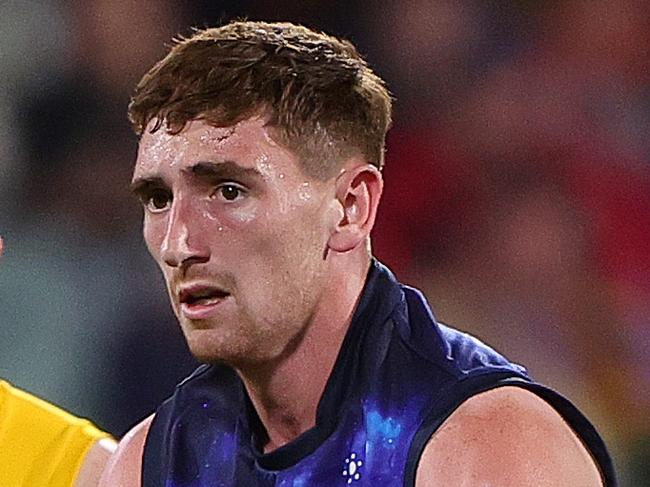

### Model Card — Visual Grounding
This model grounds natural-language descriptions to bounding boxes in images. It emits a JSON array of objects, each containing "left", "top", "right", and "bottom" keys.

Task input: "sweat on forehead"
[
  {"left": 134, "top": 118, "right": 308, "bottom": 184},
  {"left": 137, "top": 116, "right": 342, "bottom": 181},
  {"left": 140, "top": 119, "right": 238, "bottom": 152}
]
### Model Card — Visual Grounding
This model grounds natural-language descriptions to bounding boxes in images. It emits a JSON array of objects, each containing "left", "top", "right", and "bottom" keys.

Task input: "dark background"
[{"left": 0, "top": 1, "right": 648, "bottom": 484}]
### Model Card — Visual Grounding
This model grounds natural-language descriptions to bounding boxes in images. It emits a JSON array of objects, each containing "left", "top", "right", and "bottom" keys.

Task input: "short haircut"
[{"left": 128, "top": 21, "right": 392, "bottom": 179}]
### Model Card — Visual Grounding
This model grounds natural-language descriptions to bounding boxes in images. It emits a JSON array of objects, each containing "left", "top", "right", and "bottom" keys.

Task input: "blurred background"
[{"left": 0, "top": 1, "right": 648, "bottom": 484}]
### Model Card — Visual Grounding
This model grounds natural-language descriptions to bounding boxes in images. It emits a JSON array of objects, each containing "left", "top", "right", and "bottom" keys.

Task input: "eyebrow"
[
  {"left": 187, "top": 160, "right": 263, "bottom": 182},
  {"left": 130, "top": 160, "right": 263, "bottom": 196},
  {"left": 130, "top": 177, "right": 167, "bottom": 198}
]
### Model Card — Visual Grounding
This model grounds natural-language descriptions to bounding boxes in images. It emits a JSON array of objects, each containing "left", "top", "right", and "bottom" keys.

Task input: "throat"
[
  {"left": 238, "top": 258, "right": 369, "bottom": 454},
  {"left": 238, "top": 332, "right": 342, "bottom": 454},
  {"left": 244, "top": 373, "right": 322, "bottom": 454},
  {"left": 259, "top": 413, "right": 308, "bottom": 454}
]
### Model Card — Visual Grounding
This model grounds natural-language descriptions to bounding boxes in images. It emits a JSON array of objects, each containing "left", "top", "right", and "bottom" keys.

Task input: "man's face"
[{"left": 132, "top": 117, "right": 338, "bottom": 366}]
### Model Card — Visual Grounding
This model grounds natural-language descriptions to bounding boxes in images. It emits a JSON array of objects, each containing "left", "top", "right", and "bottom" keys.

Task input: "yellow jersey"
[{"left": 0, "top": 380, "right": 111, "bottom": 487}]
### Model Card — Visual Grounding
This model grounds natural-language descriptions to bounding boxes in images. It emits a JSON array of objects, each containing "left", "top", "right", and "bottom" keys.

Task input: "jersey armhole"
[
  {"left": 141, "top": 396, "right": 174, "bottom": 486},
  {"left": 141, "top": 364, "right": 212, "bottom": 486},
  {"left": 403, "top": 374, "right": 617, "bottom": 487}
]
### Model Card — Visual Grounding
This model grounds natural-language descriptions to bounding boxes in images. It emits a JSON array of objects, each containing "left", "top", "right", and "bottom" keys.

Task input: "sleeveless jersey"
[
  {"left": 0, "top": 380, "right": 110, "bottom": 487},
  {"left": 143, "top": 260, "right": 617, "bottom": 486}
]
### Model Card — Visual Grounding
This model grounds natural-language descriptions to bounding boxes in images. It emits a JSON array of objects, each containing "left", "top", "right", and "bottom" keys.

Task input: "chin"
[
  {"left": 185, "top": 329, "right": 229, "bottom": 362},
  {"left": 184, "top": 328, "right": 260, "bottom": 367}
]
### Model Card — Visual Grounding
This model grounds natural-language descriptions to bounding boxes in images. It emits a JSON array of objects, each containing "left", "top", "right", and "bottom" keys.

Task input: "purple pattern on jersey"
[{"left": 145, "top": 261, "right": 610, "bottom": 487}]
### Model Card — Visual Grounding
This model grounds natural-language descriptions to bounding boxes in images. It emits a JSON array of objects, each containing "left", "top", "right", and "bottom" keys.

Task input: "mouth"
[{"left": 178, "top": 285, "right": 231, "bottom": 319}]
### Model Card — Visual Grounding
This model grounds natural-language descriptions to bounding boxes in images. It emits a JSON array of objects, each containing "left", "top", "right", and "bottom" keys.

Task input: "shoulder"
[
  {"left": 74, "top": 437, "right": 117, "bottom": 487},
  {"left": 415, "top": 386, "right": 603, "bottom": 487},
  {"left": 99, "top": 415, "right": 154, "bottom": 487}
]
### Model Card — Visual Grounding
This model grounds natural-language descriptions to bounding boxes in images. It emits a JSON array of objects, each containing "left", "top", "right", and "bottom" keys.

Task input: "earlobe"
[{"left": 327, "top": 164, "right": 383, "bottom": 253}]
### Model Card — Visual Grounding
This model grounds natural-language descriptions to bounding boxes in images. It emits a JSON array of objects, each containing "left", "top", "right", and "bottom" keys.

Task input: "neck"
[{"left": 237, "top": 254, "right": 371, "bottom": 453}]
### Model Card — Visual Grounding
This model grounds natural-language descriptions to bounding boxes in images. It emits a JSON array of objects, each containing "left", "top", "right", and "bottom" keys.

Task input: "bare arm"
[
  {"left": 73, "top": 437, "right": 117, "bottom": 487},
  {"left": 99, "top": 415, "right": 154, "bottom": 487},
  {"left": 415, "top": 386, "right": 604, "bottom": 487}
]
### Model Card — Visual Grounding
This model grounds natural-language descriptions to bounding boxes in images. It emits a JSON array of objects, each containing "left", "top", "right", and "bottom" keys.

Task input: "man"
[
  {"left": 0, "top": 238, "right": 116, "bottom": 486},
  {"left": 102, "top": 21, "right": 616, "bottom": 486}
]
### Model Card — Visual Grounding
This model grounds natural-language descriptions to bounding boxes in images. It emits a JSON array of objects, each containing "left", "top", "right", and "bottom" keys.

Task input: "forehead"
[{"left": 133, "top": 117, "right": 301, "bottom": 180}]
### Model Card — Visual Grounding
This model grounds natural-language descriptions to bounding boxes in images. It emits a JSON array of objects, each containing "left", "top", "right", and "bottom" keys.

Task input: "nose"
[{"left": 160, "top": 199, "right": 210, "bottom": 269}]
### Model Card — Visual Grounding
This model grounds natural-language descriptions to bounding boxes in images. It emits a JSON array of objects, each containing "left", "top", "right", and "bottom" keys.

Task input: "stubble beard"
[{"left": 180, "top": 311, "right": 310, "bottom": 370}]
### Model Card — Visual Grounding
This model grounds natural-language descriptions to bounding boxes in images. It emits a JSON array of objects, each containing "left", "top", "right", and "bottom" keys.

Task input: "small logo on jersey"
[{"left": 342, "top": 452, "right": 363, "bottom": 484}]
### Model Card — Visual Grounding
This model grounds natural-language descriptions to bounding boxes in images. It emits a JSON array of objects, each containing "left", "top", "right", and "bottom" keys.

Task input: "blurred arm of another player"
[{"left": 0, "top": 380, "right": 116, "bottom": 486}]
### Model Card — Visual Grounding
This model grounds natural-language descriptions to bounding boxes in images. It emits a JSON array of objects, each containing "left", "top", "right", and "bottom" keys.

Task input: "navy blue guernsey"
[{"left": 143, "top": 260, "right": 617, "bottom": 486}]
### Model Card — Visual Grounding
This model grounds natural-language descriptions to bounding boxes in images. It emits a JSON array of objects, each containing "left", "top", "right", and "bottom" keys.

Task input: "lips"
[{"left": 178, "top": 284, "right": 230, "bottom": 319}]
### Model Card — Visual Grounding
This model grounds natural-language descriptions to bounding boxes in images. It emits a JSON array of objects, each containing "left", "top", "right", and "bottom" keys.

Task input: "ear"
[{"left": 328, "top": 164, "right": 384, "bottom": 253}]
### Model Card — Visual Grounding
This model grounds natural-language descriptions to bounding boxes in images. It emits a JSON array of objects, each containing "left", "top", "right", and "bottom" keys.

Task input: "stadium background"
[{"left": 0, "top": 1, "right": 648, "bottom": 484}]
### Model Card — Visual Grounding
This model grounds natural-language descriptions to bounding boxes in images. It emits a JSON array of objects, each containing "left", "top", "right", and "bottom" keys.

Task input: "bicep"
[
  {"left": 73, "top": 437, "right": 117, "bottom": 487},
  {"left": 415, "top": 386, "right": 603, "bottom": 487},
  {"left": 98, "top": 415, "right": 154, "bottom": 487}
]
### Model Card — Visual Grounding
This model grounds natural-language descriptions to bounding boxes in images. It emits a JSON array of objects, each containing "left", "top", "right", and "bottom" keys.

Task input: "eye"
[
  {"left": 144, "top": 189, "right": 172, "bottom": 213},
  {"left": 213, "top": 183, "right": 246, "bottom": 202}
]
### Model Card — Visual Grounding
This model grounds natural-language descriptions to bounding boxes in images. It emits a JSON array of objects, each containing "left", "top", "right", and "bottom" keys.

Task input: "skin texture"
[
  {"left": 415, "top": 386, "right": 604, "bottom": 487},
  {"left": 98, "top": 416, "right": 152, "bottom": 486},
  {"left": 133, "top": 116, "right": 356, "bottom": 367}
]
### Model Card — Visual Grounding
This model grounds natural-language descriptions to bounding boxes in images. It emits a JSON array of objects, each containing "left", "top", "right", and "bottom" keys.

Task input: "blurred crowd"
[{"left": 0, "top": 1, "right": 648, "bottom": 484}]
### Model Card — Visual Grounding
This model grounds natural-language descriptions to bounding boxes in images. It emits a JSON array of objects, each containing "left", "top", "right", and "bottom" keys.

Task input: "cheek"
[
  {"left": 209, "top": 207, "right": 258, "bottom": 229},
  {"left": 202, "top": 194, "right": 328, "bottom": 270},
  {"left": 251, "top": 207, "right": 327, "bottom": 266},
  {"left": 142, "top": 216, "right": 165, "bottom": 260}
]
